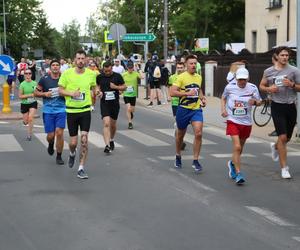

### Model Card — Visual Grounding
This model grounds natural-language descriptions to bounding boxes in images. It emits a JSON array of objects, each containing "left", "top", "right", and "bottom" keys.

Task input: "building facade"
[{"left": 245, "top": 0, "right": 296, "bottom": 52}]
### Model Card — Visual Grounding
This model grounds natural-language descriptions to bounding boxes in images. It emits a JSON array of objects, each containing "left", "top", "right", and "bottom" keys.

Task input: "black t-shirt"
[{"left": 96, "top": 72, "right": 124, "bottom": 103}]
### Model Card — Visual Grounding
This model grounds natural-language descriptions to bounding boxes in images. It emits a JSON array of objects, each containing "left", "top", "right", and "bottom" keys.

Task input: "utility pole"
[
  {"left": 2, "top": 0, "right": 6, "bottom": 50},
  {"left": 144, "top": 0, "right": 149, "bottom": 62},
  {"left": 163, "top": 0, "right": 168, "bottom": 61},
  {"left": 297, "top": 1, "right": 300, "bottom": 138}
]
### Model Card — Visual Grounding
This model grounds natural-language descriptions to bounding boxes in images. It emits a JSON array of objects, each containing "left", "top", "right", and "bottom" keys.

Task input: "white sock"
[
  {"left": 78, "top": 165, "right": 84, "bottom": 171},
  {"left": 69, "top": 150, "right": 76, "bottom": 156}
]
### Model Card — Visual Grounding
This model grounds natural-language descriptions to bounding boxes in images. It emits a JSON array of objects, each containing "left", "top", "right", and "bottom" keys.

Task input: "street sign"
[
  {"left": 122, "top": 33, "right": 156, "bottom": 42},
  {"left": 0, "top": 55, "right": 14, "bottom": 75},
  {"left": 104, "top": 30, "right": 114, "bottom": 44}
]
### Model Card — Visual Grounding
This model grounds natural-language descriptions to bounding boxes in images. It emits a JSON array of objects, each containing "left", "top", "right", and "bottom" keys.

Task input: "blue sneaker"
[
  {"left": 235, "top": 172, "right": 245, "bottom": 185},
  {"left": 192, "top": 160, "right": 202, "bottom": 172},
  {"left": 227, "top": 160, "right": 237, "bottom": 179},
  {"left": 174, "top": 155, "right": 182, "bottom": 168},
  {"left": 77, "top": 169, "right": 88, "bottom": 179}
]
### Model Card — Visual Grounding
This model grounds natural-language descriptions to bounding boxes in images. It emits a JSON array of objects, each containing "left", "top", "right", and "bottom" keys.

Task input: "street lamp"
[{"left": 1, "top": 0, "right": 7, "bottom": 52}]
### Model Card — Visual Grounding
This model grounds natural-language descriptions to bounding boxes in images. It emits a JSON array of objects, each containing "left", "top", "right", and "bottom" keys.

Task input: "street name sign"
[{"left": 122, "top": 33, "right": 156, "bottom": 42}]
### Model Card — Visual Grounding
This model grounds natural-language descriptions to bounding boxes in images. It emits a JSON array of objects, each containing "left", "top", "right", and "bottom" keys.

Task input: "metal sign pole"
[{"left": 297, "top": 1, "right": 300, "bottom": 138}]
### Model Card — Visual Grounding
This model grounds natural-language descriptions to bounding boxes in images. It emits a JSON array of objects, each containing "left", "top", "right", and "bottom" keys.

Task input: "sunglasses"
[{"left": 24, "top": 72, "right": 32, "bottom": 75}]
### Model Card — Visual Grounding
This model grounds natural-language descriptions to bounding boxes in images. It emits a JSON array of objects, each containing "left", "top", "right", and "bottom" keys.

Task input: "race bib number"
[
  {"left": 49, "top": 87, "right": 59, "bottom": 98},
  {"left": 186, "top": 87, "right": 199, "bottom": 98},
  {"left": 126, "top": 86, "right": 134, "bottom": 93},
  {"left": 71, "top": 92, "right": 85, "bottom": 101},
  {"left": 27, "top": 97, "right": 35, "bottom": 103},
  {"left": 232, "top": 100, "right": 247, "bottom": 116},
  {"left": 105, "top": 91, "right": 116, "bottom": 101},
  {"left": 273, "top": 75, "right": 287, "bottom": 87}
]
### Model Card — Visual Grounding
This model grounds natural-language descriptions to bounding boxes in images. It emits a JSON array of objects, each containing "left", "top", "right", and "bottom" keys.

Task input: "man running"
[
  {"left": 221, "top": 67, "right": 261, "bottom": 184},
  {"left": 170, "top": 54, "right": 206, "bottom": 172},
  {"left": 96, "top": 61, "right": 126, "bottom": 154},
  {"left": 259, "top": 46, "right": 300, "bottom": 179},
  {"left": 34, "top": 59, "right": 66, "bottom": 165},
  {"left": 58, "top": 49, "right": 97, "bottom": 179},
  {"left": 122, "top": 60, "right": 142, "bottom": 129}
]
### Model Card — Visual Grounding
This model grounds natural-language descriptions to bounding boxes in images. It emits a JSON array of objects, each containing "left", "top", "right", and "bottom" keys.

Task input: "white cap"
[{"left": 235, "top": 68, "right": 249, "bottom": 80}]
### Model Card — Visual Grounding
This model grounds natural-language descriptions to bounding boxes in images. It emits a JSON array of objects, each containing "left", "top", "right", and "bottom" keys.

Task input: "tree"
[{"left": 60, "top": 20, "right": 81, "bottom": 59}]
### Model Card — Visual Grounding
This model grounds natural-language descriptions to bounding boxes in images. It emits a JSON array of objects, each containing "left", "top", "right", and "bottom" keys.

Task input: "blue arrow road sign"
[{"left": 0, "top": 55, "right": 14, "bottom": 75}]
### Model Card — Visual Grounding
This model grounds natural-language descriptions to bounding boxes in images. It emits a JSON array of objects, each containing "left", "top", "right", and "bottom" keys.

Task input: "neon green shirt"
[
  {"left": 58, "top": 68, "right": 96, "bottom": 113},
  {"left": 168, "top": 74, "right": 180, "bottom": 106},
  {"left": 173, "top": 71, "right": 202, "bottom": 110},
  {"left": 122, "top": 71, "right": 139, "bottom": 97},
  {"left": 19, "top": 80, "right": 37, "bottom": 104}
]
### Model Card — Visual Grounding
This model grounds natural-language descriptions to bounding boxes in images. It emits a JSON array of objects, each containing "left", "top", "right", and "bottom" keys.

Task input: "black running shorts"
[
  {"left": 20, "top": 101, "right": 38, "bottom": 114},
  {"left": 67, "top": 111, "right": 91, "bottom": 137},
  {"left": 100, "top": 102, "right": 120, "bottom": 120},
  {"left": 271, "top": 102, "right": 297, "bottom": 139},
  {"left": 124, "top": 96, "right": 136, "bottom": 106}
]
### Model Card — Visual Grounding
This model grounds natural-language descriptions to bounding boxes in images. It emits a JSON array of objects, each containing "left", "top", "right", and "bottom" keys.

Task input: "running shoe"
[
  {"left": 109, "top": 140, "right": 115, "bottom": 151},
  {"left": 104, "top": 145, "right": 111, "bottom": 154},
  {"left": 270, "top": 142, "right": 279, "bottom": 162},
  {"left": 147, "top": 102, "right": 153, "bottom": 107},
  {"left": 128, "top": 122, "right": 133, "bottom": 129},
  {"left": 192, "top": 160, "right": 202, "bottom": 172},
  {"left": 26, "top": 136, "right": 32, "bottom": 141},
  {"left": 157, "top": 101, "right": 161, "bottom": 105},
  {"left": 91, "top": 106, "right": 95, "bottom": 111},
  {"left": 47, "top": 141, "right": 54, "bottom": 155},
  {"left": 235, "top": 173, "right": 245, "bottom": 185},
  {"left": 174, "top": 155, "right": 182, "bottom": 168},
  {"left": 10, "top": 94, "right": 14, "bottom": 100},
  {"left": 56, "top": 157, "right": 64, "bottom": 165},
  {"left": 227, "top": 160, "right": 237, "bottom": 179},
  {"left": 281, "top": 166, "right": 291, "bottom": 179},
  {"left": 77, "top": 169, "right": 88, "bottom": 179},
  {"left": 68, "top": 151, "right": 76, "bottom": 168}
]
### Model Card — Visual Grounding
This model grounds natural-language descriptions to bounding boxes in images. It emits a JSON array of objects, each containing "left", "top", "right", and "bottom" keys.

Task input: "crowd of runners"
[{"left": 12, "top": 46, "right": 300, "bottom": 184}]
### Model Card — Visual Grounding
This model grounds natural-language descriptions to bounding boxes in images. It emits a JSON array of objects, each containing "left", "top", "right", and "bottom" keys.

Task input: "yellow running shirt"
[
  {"left": 59, "top": 68, "right": 96, "bottom": 113},
  {"left": 173, "top": 71, "right": 202, "bottom": 110}
]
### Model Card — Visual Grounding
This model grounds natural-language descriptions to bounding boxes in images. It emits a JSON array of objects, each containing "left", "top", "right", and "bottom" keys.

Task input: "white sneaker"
[
  {"left": 281, "top": 166, "right": 291, "bottom": 179},
  {"left": 270, "top": 142, "right": 279, "bottom": 161},
  {"left": 91, "top": 106, "right": 95, "bottom": 111}
]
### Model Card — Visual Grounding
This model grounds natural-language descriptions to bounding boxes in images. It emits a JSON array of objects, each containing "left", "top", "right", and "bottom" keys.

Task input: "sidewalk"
[{"left": 137, "top": 86, "right": 300, "bottom": 149}]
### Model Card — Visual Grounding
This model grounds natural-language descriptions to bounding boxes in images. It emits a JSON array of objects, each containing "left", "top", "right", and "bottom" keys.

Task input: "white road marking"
[
  {"left": 169, "top": 167, "right": 217, "bottom": 192},
  {"left": 0, "top": 121, "right": 9, "bottom": 124},
  {"left": 211, "top": 153, "right": 255, "bottom": 158},
  {"left": 263, "top": 152, "right": 300, "bottom": 158},
  {"left": 204, "top": 126, "right": 263, "bottom": 143},
  {"left": 33, "top": 124, "right": 44, "bottom": 128},
  {"left": 34, "top": 133, "right": 69, "bottom": 148},
  {"left": 89, "top": 131, "right": 122, "bottom": 148},
  {"left": 146, "top": 157, "right": 159, "bottom": 163},
  {"left": 159, "top": 155, "right": 203, "bottom": 160},
  {"left": 292, "top": 237, "right": 300, "bottom": 242},
  {"left": 0, "top": 134, "right": 23, "bottom": 152},
  {"left": 245, "top": 206, "right": 296, "bottom": 227},
  {"left": 118, "top": 130, "right": 170, "bottom": 146},
  {"left": 156, "top": 128, "right": 216, "bottom": 145}
]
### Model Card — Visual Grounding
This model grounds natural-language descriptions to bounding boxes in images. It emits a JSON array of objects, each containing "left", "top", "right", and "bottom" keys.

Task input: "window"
[
  {"left": 267, "top": 29, "right": 277, "bottom": 50},
  {"left": 269, "top": 0, "right": 282, "bottom": 9},
  {"left": 252, "top": 31, "right": 257, "bottom": 53}
]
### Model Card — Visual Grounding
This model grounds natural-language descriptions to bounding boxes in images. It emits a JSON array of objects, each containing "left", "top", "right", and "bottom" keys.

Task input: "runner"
[
  {"left": 18, "top": 69, "right": 38, "bottom": 141},
  {"left": 58, "top": 49, "right": 97, "bottom": 179},
  {"left": 122, "top": 60, "right": 142, "bottom": 129},
  {"left": 7, "top": 63, "right": 17, "bottom": 100},
  {"left": 112, "top": 58, "right": 125, "bottom": 74},
  {"left": 221, "top": 67, "right": 261, "bottom": 184},
  {"left": 96, "top": 61, "right": 126, "bottom": 154},
  {"left": 17, "top": 58, "right": 28, "bottom": 84},
  {"left": 170, "top": 54, "right": 206, "bottom": 172},
  {"left": 259, "top": 46, "right": 300, "bottom": 179},
  {"left": 168, "top": 61, "right": 186, "bottom": 150},
  {"left": 88, "top": 59, "right": 100, "bottom": 111},
  {"left": 34, "top": 59, "right": 66, "bottom": 165}
]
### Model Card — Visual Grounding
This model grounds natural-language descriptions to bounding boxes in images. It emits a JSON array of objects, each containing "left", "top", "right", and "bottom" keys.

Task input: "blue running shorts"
[
  {"left": 176, "top": 106, "right": 203, "bottom": 129},
  {"left": 43, "top": 112, "right": 66, "bottom": 133}
]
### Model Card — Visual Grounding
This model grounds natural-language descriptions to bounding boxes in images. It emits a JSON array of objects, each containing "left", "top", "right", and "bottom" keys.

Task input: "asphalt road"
[{"left": 0, "top": 103, "right": 300, "bottom": 250}]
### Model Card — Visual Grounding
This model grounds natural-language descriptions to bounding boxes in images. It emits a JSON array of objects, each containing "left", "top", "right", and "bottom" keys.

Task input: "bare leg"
[
  {"left": 176, "top": 128, "right": 187, "bottom": 156},
  {"left": 110, "top": 119, "right": 117, "bottom": 140},
  {"left": 79, "top": 132, "right": 88, "bottom": 166},
  {"left": 103, "top": 116, "right": 111, "bottom": 145},
  {"left": 191, "top": 121, "right": 203, "bottom": 160},
  {"left": 27, "top": 108, "right": 36, "bottom": 137},
  {"left": 231, "top": 136, "right": 247, "bottom": 173},
  {"left": 276, "top": 134, "right": 289, "bottom": 168},
  {"left": 55, "top": 128, "right": 64, "bottom": 154}
]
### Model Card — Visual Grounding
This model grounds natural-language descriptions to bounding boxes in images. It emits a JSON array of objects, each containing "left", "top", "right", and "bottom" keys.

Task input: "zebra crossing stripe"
[
  {"left": 89, "top": 131, "right": 122, "bottom": 148},
  {"left": 263, "top": 152, "right": 300, "bottom": 158},
  {"left": 0, "top": 134, "right": 23, "bottom": 152},
  {"left": 155, "top": 129, "right": 216, "bottom": 145},
  {"left": 34, "top": 133, "right": 69, "bottom": 148},
  {"left": 211, "top": 153, "right": 255, "bottom": 158},
  {"left": 159, "top": 155, "right": 203, "bottom": 160},
  {"left": 118, "top": 130, "right": 170, "bottom": 146}
]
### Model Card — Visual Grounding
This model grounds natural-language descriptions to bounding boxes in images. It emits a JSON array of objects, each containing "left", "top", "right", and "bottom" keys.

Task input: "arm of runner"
[
  {"left": 34, "top": 83, "right": 52, "bottom": 98},
  {"left": 199, "top": 89, "right": 206, "bottom": 107},
  {"left": 259, "top": 76, "right": 278, "bottom": 93},
  {"left": 220, "top": 95, "right": 228, "bottom": 117},
  {"left": 169, "top": 85, "right": 196, "bottom": 97},
  {"left": 58, "top": 86, "right": 81, "bottom": 98},
  {"left": 110, "top": 82, "right": 127, "bottom": 91},
  {"left": 18, "top": 87, "right": 34, "bottom": 100}
]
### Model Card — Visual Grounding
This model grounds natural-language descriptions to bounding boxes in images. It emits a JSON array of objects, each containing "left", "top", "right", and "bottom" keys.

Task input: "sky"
[{"left": 41, "top": 0, "right": 100, "bottom": 33}]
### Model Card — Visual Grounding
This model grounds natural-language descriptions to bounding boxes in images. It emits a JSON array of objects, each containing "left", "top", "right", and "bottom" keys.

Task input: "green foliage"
[{"left": 60, "top": 20, "right": 81, "bottom": 59}]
